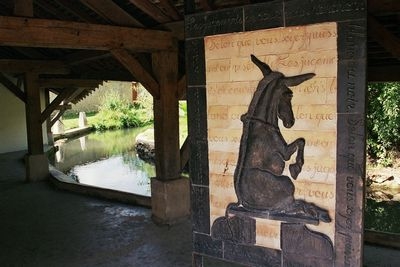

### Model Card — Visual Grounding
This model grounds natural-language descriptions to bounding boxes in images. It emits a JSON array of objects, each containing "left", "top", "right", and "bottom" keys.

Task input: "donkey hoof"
[{"left": 289, "top": 164, "right": 301, "bottom": 180}]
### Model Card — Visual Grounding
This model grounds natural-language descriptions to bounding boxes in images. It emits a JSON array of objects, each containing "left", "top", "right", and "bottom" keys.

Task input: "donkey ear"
[
  {"left": 284, "top": 73, "right": 315, "bottom": 87},
  {"left": 251, "top": 54, "right": 272, "bottom": 76}
]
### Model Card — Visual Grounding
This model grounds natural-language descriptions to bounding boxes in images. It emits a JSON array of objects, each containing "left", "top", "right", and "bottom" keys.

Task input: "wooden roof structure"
[{"left": 0, "top": 0, "right": 398, "bottom": 106}]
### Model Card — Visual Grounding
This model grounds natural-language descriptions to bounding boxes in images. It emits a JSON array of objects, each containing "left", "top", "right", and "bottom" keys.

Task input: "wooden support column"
[
  {"left": 153, "top": 50, "right": 180, "bottom": 180},
  {"left": 151, "top": 50, "right": 189, "bottom": 224},
  {"left": 24, "top": 72, "right": 49, "bottom": 181}
]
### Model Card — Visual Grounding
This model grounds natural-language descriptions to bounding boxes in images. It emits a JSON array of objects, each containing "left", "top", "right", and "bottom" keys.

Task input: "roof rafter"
[
  {"left": 14, "top": 0, "right": 33, "bottom": 17},
  {"left": 129, "top": 0, "right": 171, "bottom": 23},
  {"left": 0, "top": 59, "right": 70, "bottom": 74},
  {"left": 368, "top": 14, "right": 400, "bottom": 59},
  {"left": 80, "top": 0, "right": 144, "bottom": 27},
  {"left": 41, "top": 87, "right": 76, "bottom": 123},
  {"left": 55, "top": 0, "right": 100, "bottom": 23},
  {"left": 111, "top": 48, "right": 160, "bottom": 98},
  {"left": 158, "top": 0, "right": 182, "bottom": 21},
  {"left": 0, "top": 73, "right": 26, "bottom": 103},
  {"left": 38, "top": 78, "right": 102, "bottom": 88},
  {"left": 0, "top": 16, "right": 175, "bottom": 52}
]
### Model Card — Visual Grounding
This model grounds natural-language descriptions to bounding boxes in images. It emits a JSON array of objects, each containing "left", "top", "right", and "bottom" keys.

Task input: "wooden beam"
[
  {"left": 162, "top": 21, "right": 184, "bottom": 40},
  {"left": 0, "top": 60, "right": 70, "bottom": 74},
  {"left": 38, "top": 78, "right": 102, "bottom": 88},
  {"left": 55, "top": 0, "right": 100, "bottom": 24},
  {"left": 0, "top": 73, "right": 26, "bottom": 102},
  {"left": 199, "top": 0, "right": 214, "bottom": 11},
  {"left": 62, "top": 50, "right": 110, "bottom": 65},
  {"left": 50, "top": 110, "right": 65, "bottom": 127},
  {"left": 129, "top": 0, "right": 171, "bottom": 23},
  {"left": 12, "top": 47, "right": 49, "bottom": 60},
  {"left": 368, "top": 0, "right": 400, "bottom": 14},
  {"left": 368, "top": 14, "right": 400, "bottom": 59},
  {"left": 152, "top": 50, "right": 180, "bottom": 180},
  {"left": 180, "top": 137, "right": 190, "bottom": 172},
  {"left": 178, "top": 75, "right": 186, "bottom": 100},
  {"left": 64, "top": 87, "right": 86, "bottom": 103},
  {"left": 41, "top": 88, "right": 76, "bottom": 123},
  {"left": 14, "top": 0, "right": 33, "bottom": 17},
  {"left": 158, "top": 0, "right": 182, "bottom": 21},
  {"left": 25, "top": 72, "right": 44, "bottom": 155},
  {"left": 365, "top": 230, "right": 400, "bottom": 249},
  {"left": 0, "top": 16, "right": 175, "bottom": 52},
  {"left": 80, "top": 0, "right": 144, "bottom": 27},
  {"left": 111, "top": 49, "right": 160, "bottom": 98}
]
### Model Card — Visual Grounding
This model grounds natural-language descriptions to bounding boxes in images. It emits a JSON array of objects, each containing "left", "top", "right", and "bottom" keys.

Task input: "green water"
[
  {"left": 365, "top": 198, "right": 400, "bottom": 234},
  {"left": 53, "top": 127, "right": 155, "bottom": 196}
]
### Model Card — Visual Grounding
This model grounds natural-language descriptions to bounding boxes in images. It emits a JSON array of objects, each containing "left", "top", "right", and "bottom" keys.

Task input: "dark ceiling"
[{"left": 0, "top": 0, "right": 398, "bottom": 103}]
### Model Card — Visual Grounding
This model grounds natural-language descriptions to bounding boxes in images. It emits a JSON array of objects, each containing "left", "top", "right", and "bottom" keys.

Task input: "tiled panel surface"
[{"left": 205, "top": 22, "right": 338, "bottom": 248}]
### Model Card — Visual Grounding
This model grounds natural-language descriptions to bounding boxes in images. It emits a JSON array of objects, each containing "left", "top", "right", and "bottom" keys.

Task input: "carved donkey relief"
[{"left": 233, "top": 55, "right": 330, "bottom": 222}]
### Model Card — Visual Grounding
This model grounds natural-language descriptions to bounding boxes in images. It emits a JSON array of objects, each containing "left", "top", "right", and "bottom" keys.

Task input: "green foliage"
[
  {"left": 92, "top": 90, "right": 153, "bottom": 131},
  {"left": 367, "top": 82, "right": 400, "bottom": 166},
  {"left": 365, "top": 199, "right": 400, "bottom": 233}
]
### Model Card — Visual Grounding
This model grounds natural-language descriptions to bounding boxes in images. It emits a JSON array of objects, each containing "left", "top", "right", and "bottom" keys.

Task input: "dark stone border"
[{"left": 186, "top": 1, "right": 367, "bottom": 266}]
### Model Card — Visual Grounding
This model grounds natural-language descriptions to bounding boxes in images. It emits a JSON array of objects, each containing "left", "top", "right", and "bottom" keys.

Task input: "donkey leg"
[{"left": 287, "top": 138, "right": 305, "bottom": 179}]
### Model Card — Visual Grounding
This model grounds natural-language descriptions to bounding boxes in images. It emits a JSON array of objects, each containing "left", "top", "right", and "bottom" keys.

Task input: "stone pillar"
[
  {"left": 151, "top": 49, "right": 190, "bottom": 224},
  {"left": 78, "top": 111, "right": 87, "bottom": 128},
  {"left": 151, "top": 178, "right": 190, "bottom": 224},
  {"left": 24, "top": 72, "right": 49, "bottom": 181}
]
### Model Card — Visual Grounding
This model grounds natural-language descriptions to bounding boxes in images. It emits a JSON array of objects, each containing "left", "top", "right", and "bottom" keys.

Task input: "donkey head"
[{"left": 251, "top": 54, "right": 315, "bottom": 128}]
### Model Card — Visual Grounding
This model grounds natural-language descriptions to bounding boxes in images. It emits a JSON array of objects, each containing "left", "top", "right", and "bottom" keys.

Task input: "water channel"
[
  {"left": 52, "top": 127, "right": 155, "bottom": 197},
  {"left": 51, "top": 128, "right": 400, "bottom": 234}
]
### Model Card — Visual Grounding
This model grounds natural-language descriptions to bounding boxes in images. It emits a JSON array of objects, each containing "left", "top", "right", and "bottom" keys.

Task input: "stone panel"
[
  {"left": 335, "top": 113, "right": 366, "bottom": 266},
  {"left": 244, "top": 1, "right": 284, "bottom": 31},
  {"left": 185, "top": 38, "right": 205, "bottom": 86},
  {"left": 191, "top": 185, "right": 211, "bottom": 234},
  {"left": 185, "top": 8, "right": 243, "bottom": 38},
  {"left": 285, "top": 0, "right": 366, "bottom": 26}
]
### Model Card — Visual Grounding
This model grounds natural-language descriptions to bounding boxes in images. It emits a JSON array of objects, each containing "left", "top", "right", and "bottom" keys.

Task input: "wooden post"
[
  {"left": 151, "top": 49, "right": 189, "bottom": 224},
  {"left": 152, "top": 50, "right": 180, "bottom": 181},
  {"left": 24, "top": 72, "right": 49, "bottom": 181}
]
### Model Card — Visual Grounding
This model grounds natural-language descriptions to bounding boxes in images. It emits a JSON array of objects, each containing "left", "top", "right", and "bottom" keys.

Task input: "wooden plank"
[
  {"left": 153, "top": 50, "right": 180, "bottom": 180},
  {"left": 129, "top": 0, "right": 171, "bottom": 23},
  {"left": 0, "top": 16, "right": 174, "bottom": 52},
  {"left": 365, "top": 230, "right": 400, "bottom": 249},
  {"left": 0, "top": 60, "right": 69, "bottom": 74},
  {"left": 368, "top": 14, "right": 400, "bottom": 59},
  {"left": 13, "top": 0, "right": 33, "bottom": 17},
  {"left": 111, "top": 49, "right": 160, "bottom": 98},
  {"left": 178, "top": 74, "right": 186, "bottom": 100},
  {"left": 40, "top": 88, "right": 76, "bottom": 123},
  {"left": 158, "top": 0, "right": 182, "bottom": 20},
  {"left": 80, "top": 0, "right": 144, "bottom": 27},
  {"left": 0, "top": 73, "right": 26, "bottom": 102},
  {"left": 38, "top": 78, "right": 102, "bottom": 88},
  {"left": 24, "top": 72, "right": 44, "bottom": 155}
]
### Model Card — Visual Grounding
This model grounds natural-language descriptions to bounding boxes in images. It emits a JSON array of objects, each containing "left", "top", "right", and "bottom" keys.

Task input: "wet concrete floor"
[{"left": 1, "top": 151, "right": 399, "bottom": 266}]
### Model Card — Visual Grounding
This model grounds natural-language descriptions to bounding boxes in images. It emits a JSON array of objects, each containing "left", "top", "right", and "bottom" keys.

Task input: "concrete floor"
[{"left": 1, "top": 151, "right": 400, "bottom": 266}]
